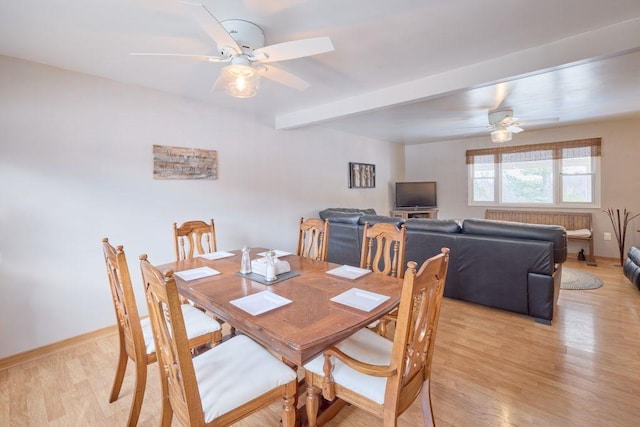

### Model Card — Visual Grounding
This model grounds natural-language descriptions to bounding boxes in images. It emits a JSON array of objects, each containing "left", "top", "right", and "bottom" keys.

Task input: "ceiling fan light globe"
[
  {"left": 491, "top": 128, "right": 512, "bottom": 143},
  {"left": 220, "top": 64, "right": 260, "bottom": 98}
]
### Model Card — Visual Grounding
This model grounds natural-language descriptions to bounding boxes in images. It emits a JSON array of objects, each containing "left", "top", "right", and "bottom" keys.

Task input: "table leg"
[
  {"left": 292, "top": 382, "right": 348, "bottom": 426},
  {"left": 305, "top": 385, "right": 320, "bottom": 427}
]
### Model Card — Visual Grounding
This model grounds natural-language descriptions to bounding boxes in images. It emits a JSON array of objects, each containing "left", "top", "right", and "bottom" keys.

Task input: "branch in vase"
[{"left": 603, "top": 208, "right": 640, "bottom": 266}]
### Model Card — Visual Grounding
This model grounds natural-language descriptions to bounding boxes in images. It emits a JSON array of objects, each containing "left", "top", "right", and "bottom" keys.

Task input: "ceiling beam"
[{"left": 275, "top": 17, "right": 640, "bottom": 130}]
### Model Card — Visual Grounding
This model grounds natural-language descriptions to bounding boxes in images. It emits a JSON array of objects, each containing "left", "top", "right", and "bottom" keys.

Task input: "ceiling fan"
[
  {"left": 486, "top": 108, "right": 559, "bottom": 143},
  {"left": 132, "top": 1, "right": 335, "bottom": 98}
]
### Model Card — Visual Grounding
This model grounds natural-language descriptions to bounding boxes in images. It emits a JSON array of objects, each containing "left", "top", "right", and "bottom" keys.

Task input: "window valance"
[{"left": 465, "top": 138, "right": 601, "bottom": 165}]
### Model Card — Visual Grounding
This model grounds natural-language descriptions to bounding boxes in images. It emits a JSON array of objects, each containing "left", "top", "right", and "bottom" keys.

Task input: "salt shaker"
[
  {"left": 265, "top": 250, "right": 277, "bottom": 281},
  {"left": 240, "top": 245, "right": 252, "bottom": 274}
]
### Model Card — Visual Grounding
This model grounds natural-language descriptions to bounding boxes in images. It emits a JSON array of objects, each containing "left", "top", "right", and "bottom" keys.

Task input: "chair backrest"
[
  {"left": 360, "top": 222, "right": 407, "bottom": 278},
  {"left": 102, "top": 238, "right": 147, "bottom": 362},
  {"left": 139, "top": 254, "right": 204, "bottom": 426},
  {"left": 385, "top": 248, "right": 450, "bottom": 419},
  {"left": 173, "top": 219, "right": 217, "bottom": 261},
  {"left": 297, "top": 217, "right": 329, "bottom": 261}
]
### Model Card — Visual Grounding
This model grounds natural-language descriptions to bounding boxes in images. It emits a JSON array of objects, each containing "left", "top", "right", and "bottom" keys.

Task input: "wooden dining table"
[{"left": 155, "top": 248, "right": 403, "bottom": 367}]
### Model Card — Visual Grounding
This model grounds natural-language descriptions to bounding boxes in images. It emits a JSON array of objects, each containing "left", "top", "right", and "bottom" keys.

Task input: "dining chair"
[
  {"left": 360, "top": 221, "right": 407, "bottom": 336},
  {"left": 360, "top": 221, "right": 406, "bottom": 279},
  {"left": 304, "top": 248, "right": 450, "bottom": 427},
  {"left": 174, "top": 219, "right": 217, "bottom": 261},
  {"left": 297, "top": 217, "right": 329, "bottom": 261},
  {"left": 173, "top": 219, "right": 220, "bottom": 308},
  {"left": 102, "top": 238, "right": 222, "bottom": 427},
  {"left": 139, "top": 254, "right": 298, "bottom": 427}
]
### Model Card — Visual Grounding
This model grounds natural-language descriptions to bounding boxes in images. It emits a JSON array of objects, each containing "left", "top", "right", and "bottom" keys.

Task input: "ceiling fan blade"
[
  {"left": 130, "top": 52, "right": 227, "bottom": 62},
  {"left": 257, "top": 65, "right": 310, "bottom": 90},
  {"left": 253, "top": 37, "right": 334, "bottom": 63},
  {"left": 518, "top": 117, "right": 560, "bottom": 126},
  {"left": 492, "top": 82, "right": 510, "bottom": 111},
  {"left": 181, "top": 1, "right": 241, "bottom": 54},
  {"left": 501, "top": 116, "right": 519, "bottom": 126}
]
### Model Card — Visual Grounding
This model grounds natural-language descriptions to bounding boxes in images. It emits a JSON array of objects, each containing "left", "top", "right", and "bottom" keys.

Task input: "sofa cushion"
[
  {"left": 324, "top": 212, "right": 363, "bottom": 224},
  {"left": 462, "top": 218, "right": 567, "bottom": 263},
  {"left": 404, "top": 218, "right": 461, "bottom": 233},
  {"left": 404, "top": 231, "right": 460, "bottom": 299},
  {"left": 319, "top": 208, "right": 376, "bottom": 220},
  {"left": 326, "top": 221, "right": 362, "bottom": 266},
  {"left": 358, "top": 215, "right": 403, "bottom": 227}
]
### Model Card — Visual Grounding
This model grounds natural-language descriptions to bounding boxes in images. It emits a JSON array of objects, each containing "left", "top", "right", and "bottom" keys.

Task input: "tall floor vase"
[{"left": 604, "top": 208, "right": 640, "bottom": 266}]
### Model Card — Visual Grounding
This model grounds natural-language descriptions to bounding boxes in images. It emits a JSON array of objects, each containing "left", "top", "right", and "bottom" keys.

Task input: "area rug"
[{"left": 561, "top": 267, "right": 603, "bottom": 290}]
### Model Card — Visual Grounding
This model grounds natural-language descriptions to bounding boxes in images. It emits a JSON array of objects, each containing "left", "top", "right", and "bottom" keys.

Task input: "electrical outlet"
[{"left": 604, "top": 232, "right": 612, "bottom": 241}]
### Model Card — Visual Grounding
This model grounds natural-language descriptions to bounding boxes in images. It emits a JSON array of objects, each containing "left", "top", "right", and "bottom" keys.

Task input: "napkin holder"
[{"left": 251, "top": 257, "right": 291, "bottom": 277}]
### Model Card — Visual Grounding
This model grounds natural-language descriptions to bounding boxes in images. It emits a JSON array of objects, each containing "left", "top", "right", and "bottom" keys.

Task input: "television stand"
[{"left": 390, "top": 208, "right": 439, "bottom": 220}]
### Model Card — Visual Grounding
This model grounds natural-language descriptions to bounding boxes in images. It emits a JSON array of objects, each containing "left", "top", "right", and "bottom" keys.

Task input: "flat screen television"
[{"left": 395, "top": 181, "right": 437, "bottom": 209}]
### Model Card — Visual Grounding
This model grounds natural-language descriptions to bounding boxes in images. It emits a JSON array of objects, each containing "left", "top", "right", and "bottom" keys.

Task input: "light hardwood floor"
[{"left": 1, "top": 258, "right": 639, "bottom": 426}]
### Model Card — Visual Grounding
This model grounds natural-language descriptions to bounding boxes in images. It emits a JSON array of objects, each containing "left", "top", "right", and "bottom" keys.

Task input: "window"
[
  {"left": 471, "top": 154, "right": 495, "bottom": 202},
  {"left": 467, "top": 138, "right": 601, "bottom": 207}
]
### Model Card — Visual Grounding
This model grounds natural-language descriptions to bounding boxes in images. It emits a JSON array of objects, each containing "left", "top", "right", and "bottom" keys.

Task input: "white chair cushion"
[
  {"left": 141, "top": 304, "right": 222, "bottom": 354},
  {"left": 193, "top": 335, "right": 298, "bottom": 423},
  {"left": 566, "top": 228, "right": 592, "bottom": 238},
  {"left": 303, "top": 328, "right": 392, "bottom": 404}
]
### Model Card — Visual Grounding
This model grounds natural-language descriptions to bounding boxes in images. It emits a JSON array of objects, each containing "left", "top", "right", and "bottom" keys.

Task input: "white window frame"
[{"left": 467, "top": 139, "right": 601, "bottom": 208}]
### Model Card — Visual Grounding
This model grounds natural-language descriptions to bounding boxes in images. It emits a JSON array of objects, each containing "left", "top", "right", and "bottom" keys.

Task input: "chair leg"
[
  {"left": 377, "top": 319, "right": 388, "bottom": 337},
  {"left": 587, "top": 238, "right": 597, "bottom": 266},
  {"left": 419, "top": 378, "right": 435, "bottom": 427},
  {"left": 305, "top": 384, "right": 321, "bottom": 427},
  {"left": 108, "top": 341, "right": 128, "bottom": 402},
  {"left": 282, "top": 382, "right": 297, "bottom": 427},
  {"left": 126, "top": 360, "right": 147, "bottom": 427},
  {"left": 158, "top": 364, "right": 173, "bottom": 427}
]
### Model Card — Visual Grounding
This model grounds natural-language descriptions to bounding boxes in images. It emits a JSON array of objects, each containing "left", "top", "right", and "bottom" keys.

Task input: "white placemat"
[
  {"left": 229, "top": 291, "right": 292, "bottom": 316},
  {"left": 326, "top": 265, "right": 371, "bottom": 280},
  {"left": 199, "top": 251, "right": 235, "bottom": 260},
  {"left": 330, "top": 288, "right": 390, "bottom": 312},
  {"left": 174, "top": 266, "right": 220, "bottom": 281}
]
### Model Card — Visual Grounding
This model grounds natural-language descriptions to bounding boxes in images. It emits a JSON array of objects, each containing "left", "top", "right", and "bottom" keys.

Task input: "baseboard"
[
  {"left": 0, "top": 324, "right": 118, "bottom": 371},
  {"left": 566, "top": 254, "right": 618, "bottom": 264}
]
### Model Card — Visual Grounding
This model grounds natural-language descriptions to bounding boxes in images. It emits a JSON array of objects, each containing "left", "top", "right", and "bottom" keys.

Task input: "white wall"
[
  {"left": 405, "top": 117, "right": 640, "bottom": 259},
  {"left": 0, "top": 56, "right": 405, "bottom": 358}
]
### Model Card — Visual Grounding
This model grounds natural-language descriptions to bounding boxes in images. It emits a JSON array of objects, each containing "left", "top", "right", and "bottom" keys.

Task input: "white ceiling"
[{"left": 1, "top": 0, "right": 640, "bottom": 144}]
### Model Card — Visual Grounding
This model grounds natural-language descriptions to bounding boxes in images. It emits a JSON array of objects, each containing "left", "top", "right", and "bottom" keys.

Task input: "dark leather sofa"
[
  {"left": 623, "top": 246, "right": 640, "bottom": 290},
  {"left": 319, "top": 208, "right": 568, "bottom": 324}
]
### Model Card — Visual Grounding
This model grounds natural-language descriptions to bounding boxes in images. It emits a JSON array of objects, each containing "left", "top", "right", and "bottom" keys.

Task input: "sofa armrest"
[
  {"left": 528, "top": 272, "right": 557, "bottom": 324},
  {"left": 319, "top": 208, "right": 376, "bottom": 220}
]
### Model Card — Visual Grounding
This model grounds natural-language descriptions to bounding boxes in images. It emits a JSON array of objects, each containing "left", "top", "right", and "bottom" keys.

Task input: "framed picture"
[{"left": 349, "top": 162, "right": 376, "bottom": 188}]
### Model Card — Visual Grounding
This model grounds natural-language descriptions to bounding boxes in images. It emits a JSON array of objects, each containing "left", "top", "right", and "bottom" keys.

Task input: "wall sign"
[{"left": 153, "top": 145, "right": 217, "bottom": 180}]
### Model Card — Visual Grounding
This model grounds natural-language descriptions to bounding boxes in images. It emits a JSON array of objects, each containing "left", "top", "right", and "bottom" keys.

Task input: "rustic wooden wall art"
[{"left": 153, "top": 145, "right": 217, "bottom": 180}]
